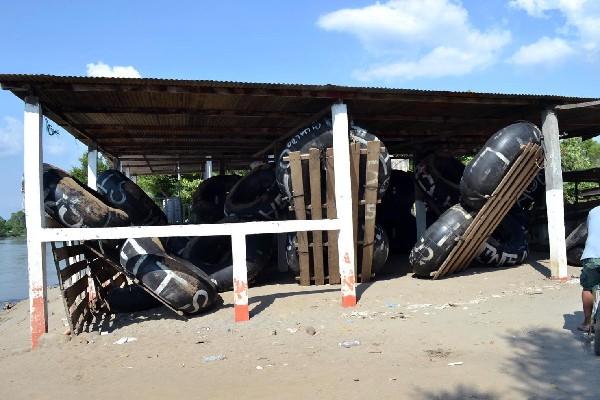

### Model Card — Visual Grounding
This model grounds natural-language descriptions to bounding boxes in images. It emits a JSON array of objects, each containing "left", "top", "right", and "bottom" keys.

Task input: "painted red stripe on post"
[
  {"left": 30, "top": 292, "right": 46, "bottom": 348},
  {"left": 234, "top": 304, "right": 249, "bottom": 322},
  {"left": 342, "top": 295, "right": 357, "bottom": 308}
]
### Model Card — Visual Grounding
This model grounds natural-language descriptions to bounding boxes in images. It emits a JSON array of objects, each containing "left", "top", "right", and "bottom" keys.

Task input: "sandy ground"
[{"left": 1, "top": 254, "right": 599, "bottom": 400}]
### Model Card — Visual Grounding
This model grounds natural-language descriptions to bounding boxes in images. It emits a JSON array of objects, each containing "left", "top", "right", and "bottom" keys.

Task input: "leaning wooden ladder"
[
  {"left": 285, "top": 140, "right": 383, "bottom": 285},
  {"left": 432, "top": 142, "right": 545, "bottom": 279}
]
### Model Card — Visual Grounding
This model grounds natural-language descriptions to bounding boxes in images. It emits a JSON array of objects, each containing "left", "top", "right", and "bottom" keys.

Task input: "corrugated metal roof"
[{"left": 0, "top": 74, "right": 598, "bottom": 175}]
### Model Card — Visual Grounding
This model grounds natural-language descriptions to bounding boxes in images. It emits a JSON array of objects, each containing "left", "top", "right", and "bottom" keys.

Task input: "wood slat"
[
  {"left": 447, "top": 146, "right": 542, "bottom": 275},
  {"left": 360, "top": 141, "right": 380, "bottom": 282},
  {"left": 59, "top": 259, "right": 88, "bottom": 282},
  {"left": 308, "top": 148, "right": 325, "bottom": 285},
  {"left": 433, "top": 144, "right": 544, "bottom": 279},
  {"left": 326, "top": 148, "right": 340, "bottom": 284},
  {"left": 64, "top": 276, "right": 89, "bottom": 307},
  {"left": 53, "top": 244, "right": 87, "bottom": 262},
  {"left": 350, "top": 143, "right": 361, "bottom": 276},
  {"left": 69, "top": 292, "right": 90, "bottom": 332},
  {"left": 289, "top": 151, "right": 311, "bottom": 285}
]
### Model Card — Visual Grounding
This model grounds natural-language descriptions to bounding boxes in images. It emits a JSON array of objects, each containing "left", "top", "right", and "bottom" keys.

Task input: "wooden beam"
[
  {"left": 23, "top": 96, "right": 48, "bottom": 348},
  {"left": 555, "top": 99, "right": 600, "bottom": 111},
  {"left": 542, "top": 109, "right": 568, "bottom": 278}
]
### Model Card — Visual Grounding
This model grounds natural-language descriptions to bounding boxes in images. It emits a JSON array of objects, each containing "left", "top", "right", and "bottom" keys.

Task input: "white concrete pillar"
[
  {"left": 87, "top": 145, "right": 97, "bottom": 190},
  {"left": 331, "top": 103, "right": 357, "bottom": 307},
  {"left": 232, "top": 232, "right": 249, "bottom": 321},
  {"left": 204, "top": 159, "right": 213, "bottom": 180},
  {"left": 23, "top": 96, "right": 48, "bottom": 348},
  {"left": 542, "top": 109, "right": 568, "bottom": 278}
]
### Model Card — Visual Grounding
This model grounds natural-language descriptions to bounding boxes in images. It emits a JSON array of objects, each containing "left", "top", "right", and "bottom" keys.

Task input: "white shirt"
[{"left": 582, "top": 206, "right": 600, "bottom": 260}]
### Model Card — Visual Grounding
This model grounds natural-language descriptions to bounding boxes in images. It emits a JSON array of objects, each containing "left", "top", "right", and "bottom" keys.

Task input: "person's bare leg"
[{"left": 579, "top": 289, "right": 594, "bottom": 331}]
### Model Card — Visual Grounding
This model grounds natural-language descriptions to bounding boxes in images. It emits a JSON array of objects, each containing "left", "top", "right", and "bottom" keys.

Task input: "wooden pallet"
[
  {"left": 432, "top": 143, "right": 544, "bottom": 279},
  {"left": 50, "top": 236, "right": 184, "bottom": 335},
  {"left": 50, "top": 241, "right": 127, "bottom": 334},
  {"left": 285, "top": 141, "right": 382, "bottom": 285}
]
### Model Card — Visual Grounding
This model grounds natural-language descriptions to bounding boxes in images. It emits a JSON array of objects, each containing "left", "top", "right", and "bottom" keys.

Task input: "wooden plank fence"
[{"left": 284, "top": 141, "right": 383, "bottom": 285}]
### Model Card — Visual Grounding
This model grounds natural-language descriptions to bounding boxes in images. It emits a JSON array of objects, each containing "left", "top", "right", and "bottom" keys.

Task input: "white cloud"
[
  {"left": 508, "top": 37, "right": 575, "bottom": 65},
  {"left": 0, "top": 116, "right": 23, "bottom": 157},
  {"left": 510, "top": 0, "right": 600, "bottom": 55},
  {"left": 86, "top": 61, "right": 141, "bottom": 78},
  {"left": 317, "top": 0, "right": 511, "bottom": 81}
]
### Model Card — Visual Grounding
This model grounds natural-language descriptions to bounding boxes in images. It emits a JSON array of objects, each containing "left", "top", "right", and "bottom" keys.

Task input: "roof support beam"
[{"left": 542, "top": 108, "right": 568, "bottom": 279}]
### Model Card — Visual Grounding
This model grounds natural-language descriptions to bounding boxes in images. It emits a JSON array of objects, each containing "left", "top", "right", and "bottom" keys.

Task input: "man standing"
[{"left": 579, "top": 206, "right": 600, "bottom": 331}]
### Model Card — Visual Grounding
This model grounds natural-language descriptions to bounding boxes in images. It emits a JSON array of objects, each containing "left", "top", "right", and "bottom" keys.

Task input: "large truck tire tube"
[
  {"left": 415, "top": 154, "right": 464, "bottom": 214},
  {"left": 191, "top": 175, "right": 241, "bottom": 223},
  {"left": 565, "top": 221, "right": 587, "bottom": 266},
  {"left": 96, "top": 169, "right": 167, "bottom": 226},
  {"left": 276, "top": 118, "right": 391, "bottom": 200},
  {"left": 409, "top": 204, "right": 475, "bottom": 277},
  {"left": 475, "top": 208, "right": 529, "bottom": 268},
  {"left": 119, "top": 237, "right": 219, "bottom": 315},
  {"left": 179, "top": 234, "right": 274, "bottom": 292},
  {"left": 224, "top": 164, "right": 284, "bottom": 220},
  {"left": 516, "top": 171, "right": 545, "bottom": 211},
  {"left": 43, "top": 164, "right": 130, "bottom": 228},
  {"left": 460, "top": 122, "right": 542, "bottom": 211},
  {"left": 286, "top": 225, "right": 389, "bottom": 275},
  {"left": 105, "top": 285, "right": 162, "bottom": 313}
]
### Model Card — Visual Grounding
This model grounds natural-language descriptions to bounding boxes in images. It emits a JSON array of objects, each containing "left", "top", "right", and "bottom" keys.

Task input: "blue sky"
[{"left": 1, "top": 0, "right": 600, "bottom": 218}]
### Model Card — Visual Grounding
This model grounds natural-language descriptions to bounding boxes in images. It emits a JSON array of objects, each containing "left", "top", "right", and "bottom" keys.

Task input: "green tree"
[
  {"left": 136, "top": 174, "right": 202, "bottom": 208},
  {"left": 0, "top": 217, "right": 7, "bottom": 237},
  {"left": 2, "top": 210, "right": 26, "bottom": 236},
  {"left": 561, "top": 137, "right": 600, "bottom": 203},
  {"left": 69, "top": 152, "right": 110, "bottom": 185}
]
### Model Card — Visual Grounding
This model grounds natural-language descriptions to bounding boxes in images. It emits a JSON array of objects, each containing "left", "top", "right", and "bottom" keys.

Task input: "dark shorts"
[{"left": 580, "top": 258, "right": 600, "bottom": 291}]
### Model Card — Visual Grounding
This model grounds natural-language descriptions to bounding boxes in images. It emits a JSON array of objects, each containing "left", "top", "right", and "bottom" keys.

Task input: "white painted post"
[
  {"left": 542, "top": 109, "right": 568, "bottom": 279},
  {"left": 23, "top": 97, "right": 48, "bottom": 348},
  {"left": 87, "top": 145, "right": 97, "bottom": 190},
  {"left": 331, "top": 104, "right": 357, "bottom": 307},
  {"left": 231, "top": 233, "right": 249, "bottom": 321},
  {"left": 124, "top": 167, "right": 131, "bottom": 179},
  {"left": 204, "top": 158, "right": 213, "bottom": 180}
]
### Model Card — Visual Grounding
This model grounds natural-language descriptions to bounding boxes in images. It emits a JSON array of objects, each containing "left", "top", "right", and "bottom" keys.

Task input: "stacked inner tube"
[
  {"left": 415, "top": 153, "right": 465, "bottom": 216},
  {"left": 409, "top": 122, "right": 542, "bottom": 277},
  {"left": 474, "top": 207, "right": 529, "bottom": 268},
  {"left": 565, "top": 221, "right": 587, "bottom": 266},
  {"left": 224, "top": 164, "right": 285, "bottom": 220},
  {"left": 286, "top": 224, "right": 389, "bottom": 276},
  {"left": 179, "top": 227, "right": 274, "bottom": 292},
  {"left": 43, "top": 164, "right": 130, "bottom": 228},
  {"left": 191, "top": 175, "right": 241, "bottom": 223},
  {"left": 119, "top": 237, "right": 219, "bottom": 314},
  {"left": 275, "top": 118, "right": 391, "bottom": 202},
  {"left": 96, "top": 169, "right": 167, "bottom": 226},
  {"left": 460, "top": 122, "right": 542, "bottom": 210}
]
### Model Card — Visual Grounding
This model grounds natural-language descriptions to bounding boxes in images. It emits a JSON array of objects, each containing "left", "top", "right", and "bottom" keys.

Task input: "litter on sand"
[
  {"left": 114, "top": 337, "right": 137, "bottom": 345},
  {"left": 447, "top": 361, "right": 464, "bottom": 366}
]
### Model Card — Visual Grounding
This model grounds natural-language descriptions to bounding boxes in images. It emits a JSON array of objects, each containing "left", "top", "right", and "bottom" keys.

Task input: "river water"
[{"left": 0, "top": 237, "right": 58, "bottom": 304}]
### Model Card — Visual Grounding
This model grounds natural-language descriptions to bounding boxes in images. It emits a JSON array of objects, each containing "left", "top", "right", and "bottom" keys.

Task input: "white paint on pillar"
[
  {"left": 23, "top": 97, "right": 48, "bottom": 348},
  {"left": 87, "top": 145, "right": 97, "bottom": 190},
  {"left": 542, "top": 109, "right": 568, "bottom": 278},
  {"left": 231, "top": 233, "right": 249, "bottom": 321},
  {"left": 331, "top": 103, "right": 357, "bottom": 307},
  {"left": 204, "top": 159, "right": 213, "bottom": 180}
]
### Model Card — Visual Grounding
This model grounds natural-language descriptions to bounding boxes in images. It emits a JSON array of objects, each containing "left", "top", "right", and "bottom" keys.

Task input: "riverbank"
[{"left": 0, "top": 255, "right": 595, "bottom": 400}]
